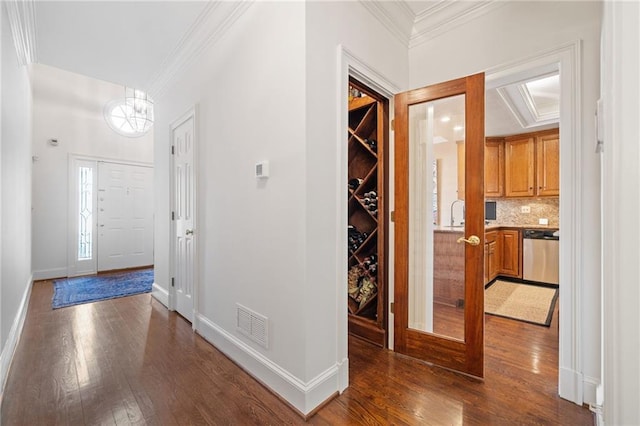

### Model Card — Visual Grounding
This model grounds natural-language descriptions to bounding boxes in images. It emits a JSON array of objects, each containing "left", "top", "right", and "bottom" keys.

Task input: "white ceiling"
[
  {"left": 23, "top": 1, "right": 556, "bottom": 136},
  {"left": 34, "top": 1, "right": 208, "bottom": 90}
]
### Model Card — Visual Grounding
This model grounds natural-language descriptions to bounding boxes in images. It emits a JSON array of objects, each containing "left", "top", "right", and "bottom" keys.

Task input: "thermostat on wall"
[{"left": 255, "top": 161, "right": 269, "bottom": 179}]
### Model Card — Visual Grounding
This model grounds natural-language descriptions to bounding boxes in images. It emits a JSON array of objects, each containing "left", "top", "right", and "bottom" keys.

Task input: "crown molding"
[
  {"left": 4, "top": 0, "right": 37, "bottom": 65},
  {"left": 410, "top": 1, "right": 505, "bottom": 48},
  {"left": 147, "top": 0, "right": 254, "bottom": 100},
  {"left": 358, "top": 0, "right": 414, "bottom": 48}
]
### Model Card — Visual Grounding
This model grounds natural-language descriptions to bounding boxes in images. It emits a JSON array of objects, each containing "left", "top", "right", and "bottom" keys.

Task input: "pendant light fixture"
[
  {"left": 104, "top": 87, "right": 154, "bottom": 137},
  {"left": 124, "top": 87, "right": 154, "bottom": 133}
]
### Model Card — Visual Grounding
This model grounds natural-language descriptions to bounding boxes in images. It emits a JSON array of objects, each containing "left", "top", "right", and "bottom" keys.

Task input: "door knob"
[
  {"left": 457, "top": 235, "right": 480, "bottom": 246},
  {"left": 186, "top": 229, "right": 194, "bottom": 235}
]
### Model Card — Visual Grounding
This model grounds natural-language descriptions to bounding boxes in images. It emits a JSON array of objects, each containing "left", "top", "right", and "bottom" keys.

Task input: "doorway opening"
[
  {"left": 346, "top": 77, "right": 390, "bottom": 348},
  {"left": 339, "top": 41, "right": 582, "bottom": 403},
  {"left": 68, "top": 157, "right": 154, "bottom": 278}
]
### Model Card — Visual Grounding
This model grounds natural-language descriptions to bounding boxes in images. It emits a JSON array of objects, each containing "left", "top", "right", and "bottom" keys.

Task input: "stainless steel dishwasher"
[{"left": 523, "top": 229, "right": 559, "bottom": 285}]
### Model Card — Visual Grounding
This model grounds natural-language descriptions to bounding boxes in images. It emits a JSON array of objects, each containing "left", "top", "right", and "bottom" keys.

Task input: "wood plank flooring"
[{"left": 2, "top": 279, "right": 593, "bottom": 425}]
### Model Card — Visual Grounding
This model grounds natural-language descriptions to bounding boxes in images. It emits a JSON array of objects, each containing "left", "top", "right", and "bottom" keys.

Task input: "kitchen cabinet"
[
  {"left": 499, "top": 229, "right": 521, "bottom": 278},
  {"left": 536, "top": 131, "right": 560, "bottom": 196},
  {"left": 504, "top": 136, "right": 535, "bottom": 197},
  {"left": 484, "top": 231, "right": 500, "bottom": 285},
  {"left": 504, "top": 129, "right": 559, "bottom": 198},
  {"left": 485, "top": 138, "right": 504, "bottom": 197}
]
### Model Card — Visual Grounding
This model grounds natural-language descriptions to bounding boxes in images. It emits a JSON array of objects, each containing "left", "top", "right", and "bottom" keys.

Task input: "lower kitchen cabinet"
[
  {"left": 485, "top": 228, "right": 522, "bottom": 285},
  {"left": 499, "top": 229, "right": 521, "bottom": 278},
  {"left": 485, "top": 231, "right": 500, "bottom": 285}
]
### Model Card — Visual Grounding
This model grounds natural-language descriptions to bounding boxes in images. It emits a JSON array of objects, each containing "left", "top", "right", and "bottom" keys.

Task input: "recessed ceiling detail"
[{"left": 496, "top": 73, "right": 560, "bottom": 130}]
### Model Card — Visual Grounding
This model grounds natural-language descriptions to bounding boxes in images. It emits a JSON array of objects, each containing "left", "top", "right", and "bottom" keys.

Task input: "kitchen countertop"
[{"left": 434, "top": 224, "right": 559, "bottom": 233}]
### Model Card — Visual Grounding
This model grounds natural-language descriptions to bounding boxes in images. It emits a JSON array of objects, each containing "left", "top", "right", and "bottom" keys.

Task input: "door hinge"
[
  {"left": 171, "top": 145, "right": 175, "bottom": 155},
  {"left": 171, "top": 211, "right": 175, "bottom": 220},
  {"left": 391, "top": 119, "right": 395, "bottom": 131},
  {"left": 390, "top": 302, "right": 394, "bottom": 314},
  {"left": 171, "top": 277, "right": 175, "bottom": 287},
  {"left": 390, "top": 211, "right": 395, "bottom": 222}
]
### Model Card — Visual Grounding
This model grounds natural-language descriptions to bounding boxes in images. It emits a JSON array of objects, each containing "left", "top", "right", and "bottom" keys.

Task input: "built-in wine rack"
[{"left": 347, "top": 78, "right": 387, "bottom": 347}]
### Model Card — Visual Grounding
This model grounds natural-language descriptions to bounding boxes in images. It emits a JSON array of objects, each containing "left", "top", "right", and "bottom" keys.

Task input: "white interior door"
[
  {"left": 97, "top": 162, "right": 154, "bottom": 271},
  {"left": 172, "top": 114, "right": 196, "bottom": 322}
]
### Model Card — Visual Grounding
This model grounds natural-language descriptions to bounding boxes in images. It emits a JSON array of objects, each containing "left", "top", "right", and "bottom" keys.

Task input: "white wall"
[
  {"left": 30, "top": 64, "right": 153, "bottom": 279},
  {"left": 601, "top": 2, "right": 640, "bottom": 424},
  {"left": 304, "top": 0, "right": 407, "bottom": 392},
  {"left": 153, "top": 1, "right": 407, "bottom": 415},
  {"left": 409, "top": 1, "right": 602, "bottom": 406},
  {"left": 0, "top": 3, "right": 33, "bottom": 390}
]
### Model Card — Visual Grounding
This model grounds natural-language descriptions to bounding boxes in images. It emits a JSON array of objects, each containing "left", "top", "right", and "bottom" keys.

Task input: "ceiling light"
[
  {"left": 104, "top": 87, "right": 154, "bottom": 137},
  {"left": 453, "top": 125, "right": 463, "bottom": 131},
  {"left": 440, "top": 116, "right": 451, "bottom": 123},
  {"left": 124, "top": 88, "right": 154, "bottom": 133}
]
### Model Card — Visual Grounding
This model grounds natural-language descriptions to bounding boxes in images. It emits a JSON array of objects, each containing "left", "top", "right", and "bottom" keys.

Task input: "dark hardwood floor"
[{"left": 2, "top": 280, "right": 593, "bottom": 425}]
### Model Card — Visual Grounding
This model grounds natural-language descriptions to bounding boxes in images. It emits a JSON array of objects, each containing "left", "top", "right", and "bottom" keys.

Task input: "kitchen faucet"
[{"left": 450, "top": 199, "right": 465, "bottom": 226}]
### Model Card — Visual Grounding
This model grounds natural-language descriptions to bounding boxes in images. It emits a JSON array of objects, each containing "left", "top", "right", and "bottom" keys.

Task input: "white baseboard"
[
  {"left": 583, "top": 375, "right": 600, "bottom": 406},
  {"left": 559, "top": 366, "right": 584, "bottom": 405},
  {"left": 0, "top": 275, "right": 33, "bottom": 402},
  {"left": 151, "top": 282, "right": 169, "bottom": 307},
  {"left": 337, "top": 356, "right": 349, "bottom": 393},
  {"left": 32, "top": 267, "right": 67, "bottom": 281},
  {"left": 195, "top": 313, "right": 340, "bottom": 416}
]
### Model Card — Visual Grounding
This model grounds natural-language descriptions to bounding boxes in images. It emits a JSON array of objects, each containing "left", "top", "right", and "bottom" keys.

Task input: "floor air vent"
[{"left": 236, "top": 304, "right": 268, "bottom": 349}]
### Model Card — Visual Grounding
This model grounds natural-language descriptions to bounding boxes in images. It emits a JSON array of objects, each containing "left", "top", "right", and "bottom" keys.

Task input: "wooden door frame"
[{"left": 169, "top": 105, "right": 199, "bottom": 330}]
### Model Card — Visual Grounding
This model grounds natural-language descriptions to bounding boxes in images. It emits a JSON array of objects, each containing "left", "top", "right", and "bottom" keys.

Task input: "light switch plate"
[
  {"left": 539, "top": 218, "right": 549, "bottom": 225},
  {"left": 255, "top": 161, "right": 269, "bottom": 179}
]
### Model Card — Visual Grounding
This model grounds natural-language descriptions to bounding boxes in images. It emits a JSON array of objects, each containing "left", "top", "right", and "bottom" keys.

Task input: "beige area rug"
[{"left": 485, "top": 280, "right": 558, "bottom": 326}]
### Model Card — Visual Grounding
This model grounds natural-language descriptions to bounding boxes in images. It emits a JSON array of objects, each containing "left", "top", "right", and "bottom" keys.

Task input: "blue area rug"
[{"left": 52, "top": 268, "right": 154, "bottom": 309}]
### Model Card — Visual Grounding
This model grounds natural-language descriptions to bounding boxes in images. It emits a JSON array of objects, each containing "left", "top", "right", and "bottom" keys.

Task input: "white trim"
[
  {"left": 4, "top": 0, "right": 37, "bottom": 65},
  {"left": 337, "top": 46, "right": 399, "bottom": 369},
  {"left": 169, "top": 106, "right": 199, "bottom": 328},
  {"left": 32, "top": 267, "right": 68, "bottom": 281},
  {"left": 0, "top": 275, "right": 32, "bottom": 402},
  {"left": 410, "top": 1, "right": 505, "bottom": 49},
  {"left": 151, "top": 282, "right": 169, "bottom": 308},
  {"left": 358, "top": 0, "right": 412, "bottom": 48},
  {"left": 486, "top": 40, "right": 584, "bottom": 404},
  {"left": 583, "top": 375, "right": 600, "bottom": 407},
  {"left": 147, "top": 1, "right": 254, "bottom": 100},
  {"left": 195, "top": 313, "right": 340, "bottom": 416}
]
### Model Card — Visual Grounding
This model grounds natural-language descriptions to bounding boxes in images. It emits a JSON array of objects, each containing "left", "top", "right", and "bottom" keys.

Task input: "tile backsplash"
[{"left": 492, "top": 198, "right": 559, "bottom": 227}]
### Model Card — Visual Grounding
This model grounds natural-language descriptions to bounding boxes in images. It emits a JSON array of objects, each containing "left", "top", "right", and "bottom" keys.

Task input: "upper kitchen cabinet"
[
  {"left": 536, "top": 131, "right": 560, "bottom": 196},
  {"left": 485, "top": 138, "right": 505, "bottom": 198},
  {"left": 504, "top": 136, "right": 535, "bottom": 197},
  {"left": 504, "top": 128, "right": 559, "bottom": 198}
]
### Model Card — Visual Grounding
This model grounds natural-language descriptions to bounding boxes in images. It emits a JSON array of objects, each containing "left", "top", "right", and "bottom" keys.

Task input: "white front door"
[
  {"left": 97, "top": 162, "right": 154, "bottom": 271},
  {"left": 172, "top": 113, "right": 196, "bottom": 322}
]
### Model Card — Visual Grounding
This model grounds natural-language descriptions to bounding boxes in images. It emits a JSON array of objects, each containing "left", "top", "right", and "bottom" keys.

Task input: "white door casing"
[
  {"left": 171, "top": 109, "right": 197, "bottom": 323},
  {"left": 97, "top": 162, "right": 154, "bottom": 272}
]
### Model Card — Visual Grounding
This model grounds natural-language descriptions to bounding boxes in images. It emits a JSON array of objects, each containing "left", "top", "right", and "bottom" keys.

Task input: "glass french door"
[{"left": 394, "top": 73, "right": 485, "bottom": 377}]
